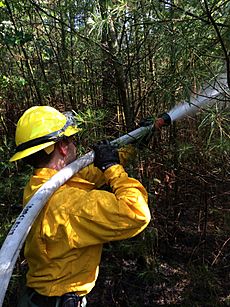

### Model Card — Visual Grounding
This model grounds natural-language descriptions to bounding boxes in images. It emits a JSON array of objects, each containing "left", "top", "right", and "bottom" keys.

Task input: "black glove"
[
  {"left": 93, "top": 140, "right": 120, "bottom": 172},
  {"left": 137, "top": 117, "right": 154, "bottom": 148},
  {"left": 139, "top": 117, "right": 154, "bottom": 127}
]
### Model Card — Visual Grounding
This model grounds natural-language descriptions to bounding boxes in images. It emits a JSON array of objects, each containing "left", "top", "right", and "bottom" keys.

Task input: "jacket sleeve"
[
  {"left": 77, "top": 145, "right": 136, "bottom": 188},
  {"left": 64, "top": 164, "right": 151, "bottom": 247}
]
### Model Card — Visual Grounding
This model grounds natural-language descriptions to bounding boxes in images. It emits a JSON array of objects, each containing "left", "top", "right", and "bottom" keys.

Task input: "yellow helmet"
[{"left": 10, "top": 106, "right": 81, "bottom": 162}]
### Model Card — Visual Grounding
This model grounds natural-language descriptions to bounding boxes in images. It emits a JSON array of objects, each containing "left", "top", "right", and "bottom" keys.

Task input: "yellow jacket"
[{"left": 23, "top": 161, "right": 151, "bottom": 296}]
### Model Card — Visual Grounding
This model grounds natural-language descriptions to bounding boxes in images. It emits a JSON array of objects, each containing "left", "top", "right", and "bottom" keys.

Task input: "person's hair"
[{"left": 22, "top": 148, "right": 54, "bottom": 168}]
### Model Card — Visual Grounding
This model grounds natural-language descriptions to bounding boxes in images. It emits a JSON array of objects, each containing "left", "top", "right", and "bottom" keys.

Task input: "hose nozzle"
[{"left": 155, "top": 112, "right": 171, "bottom": 129}]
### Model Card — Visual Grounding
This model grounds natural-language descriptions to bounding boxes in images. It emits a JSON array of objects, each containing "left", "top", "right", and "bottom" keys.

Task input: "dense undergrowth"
[{"left": 0, "top": 111, "right": 230, "bottom": 307}]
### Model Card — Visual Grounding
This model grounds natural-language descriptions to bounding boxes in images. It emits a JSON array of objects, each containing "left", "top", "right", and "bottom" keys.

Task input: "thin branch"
[
  {"left": 211, "top": 237, "right": 230, "bottom": 266},
  {"left": 159, "top": 0, "right": 229, "bottom": 28},
  {"left": 28, "top": 0, "right": 122, "bottom": 66},
  {"left": 202, "top": 0, "right": 230, "bottom": 89}
]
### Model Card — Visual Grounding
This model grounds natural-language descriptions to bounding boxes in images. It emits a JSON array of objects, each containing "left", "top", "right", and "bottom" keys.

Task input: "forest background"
[{"left": 0, "top": 0, "right": 229, "bottom": 306}]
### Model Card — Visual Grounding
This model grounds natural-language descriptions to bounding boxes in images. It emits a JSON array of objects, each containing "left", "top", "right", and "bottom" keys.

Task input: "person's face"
[{"left": 65, "top": 136, "right": 77, "bottom": 165}]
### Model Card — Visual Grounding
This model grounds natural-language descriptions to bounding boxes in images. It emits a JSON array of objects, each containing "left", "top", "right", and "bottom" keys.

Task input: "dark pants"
[{"left": 18, "top": 288, "right": 87, "bottom": 307}]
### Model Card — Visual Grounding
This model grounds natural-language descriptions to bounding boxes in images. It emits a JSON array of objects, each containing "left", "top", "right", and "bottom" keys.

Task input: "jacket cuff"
[{"left": 103, "top": 164, "right": 126, "bottom": 184}]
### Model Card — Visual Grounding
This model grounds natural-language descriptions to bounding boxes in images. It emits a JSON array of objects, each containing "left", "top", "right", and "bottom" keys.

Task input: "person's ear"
[{"left": 57, "top": 140, "right": 69, "bottom": 156}]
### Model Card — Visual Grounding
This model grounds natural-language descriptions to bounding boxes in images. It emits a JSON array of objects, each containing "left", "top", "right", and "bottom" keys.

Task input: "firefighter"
[{"left": 10, "top": 106, "right": 151, "bottom": 307}]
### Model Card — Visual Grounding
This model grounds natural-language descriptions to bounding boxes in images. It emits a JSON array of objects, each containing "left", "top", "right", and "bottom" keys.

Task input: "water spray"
[
  {"left": 153, "top": 73, "right": 228, "bottom": 130},
  {"left": 168, "top": 73, "right": 228, "bottom": 122},
  {"left": 0, "top": 73, "right": 228, "bottom": 306}
]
